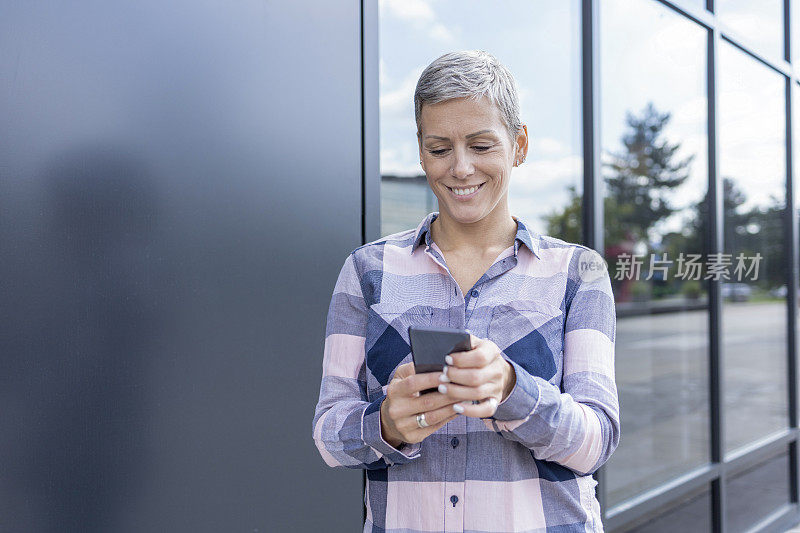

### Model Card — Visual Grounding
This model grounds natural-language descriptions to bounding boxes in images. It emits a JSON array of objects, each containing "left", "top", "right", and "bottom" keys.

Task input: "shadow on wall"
[{"left": 0, "top": 145, "right": 160, "bottom": 531}]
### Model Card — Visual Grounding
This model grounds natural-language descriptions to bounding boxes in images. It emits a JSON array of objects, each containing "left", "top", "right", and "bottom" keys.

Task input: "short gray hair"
[{"left": 414, "top": 50, "right": 521, "bottom": 140}]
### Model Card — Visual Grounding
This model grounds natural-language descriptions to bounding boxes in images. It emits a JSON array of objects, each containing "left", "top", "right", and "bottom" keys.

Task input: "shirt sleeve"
[
  {"left": 486, "top": 248, "right": 620, "bottom": 476},
  {"left": 312, "top": 251, "right": 422, "bottom": 469}
]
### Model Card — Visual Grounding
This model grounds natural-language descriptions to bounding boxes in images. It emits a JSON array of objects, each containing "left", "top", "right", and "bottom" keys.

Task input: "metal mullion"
[
  {"left": 581, "top": 0, "right": 602, "bottom": 254},
  {"left": 785, "top": 71, "right": 800, "bottom": 524},
  {"left": 718, "top": 31, "right": 794, "bottom": 79},
  {"left": 713, "top": 0, "right": 793, "bottom": 77},
  {"left": 744, "top": 503, "right": 800, "bottom": 533},
  {"left": 786, "top": 61, "right": 800, "bottom": 513},
  {"left": 659, "top": 0, "right": 793, "bottom": 78},
  {"left": 786, "top": 0, "right": 792, "bottom": 64},
  {"left": 723, "top": 428, "right": 797, "bottom": 477},
  {"left": 361, "top": 0, "right": 380, "bottom": 246},
  {"left": 786, "top": 5, "right": 800, "bottom": 518},
  {"left": 707, "top": 22, "right": 726, "bottom": 533},
  {"left": 360, "top": 0, "right": 380, "bottom": 527},
  {"left": 604, "top": 427, "right": 800, "bottom": 531},
  {"left": 581, "top": 0, "right": 605, "bottom": 517},
  {"left": 604, "top": 464, "right": 719, "bottom": 531},
  {"left": 793, "top": 439, "right": 800, "bottom": 513},
  {"left": 785, "top": 0, "right": 800, "bottom": 513},
  {"left": 655, "top": 0, "right": 716, "bottom": 29}
]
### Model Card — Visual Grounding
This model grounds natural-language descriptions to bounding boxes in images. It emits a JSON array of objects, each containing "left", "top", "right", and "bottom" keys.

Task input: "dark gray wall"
[{"left": 0, "top": 1, "right": 363, "bottom": 531}]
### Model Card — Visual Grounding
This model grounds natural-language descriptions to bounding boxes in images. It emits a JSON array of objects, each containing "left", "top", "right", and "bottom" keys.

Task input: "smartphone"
[{"left": 408, "top": 325, "right": 472, "bottom": 394}]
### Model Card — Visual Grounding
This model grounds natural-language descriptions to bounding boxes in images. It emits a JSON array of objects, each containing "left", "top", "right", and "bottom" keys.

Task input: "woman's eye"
[
  {"left": 473, "top": 145, "right": 491, "bottom": 152},
  {"left": 428, "top": 149, "right": 448, "bottom": 155}
]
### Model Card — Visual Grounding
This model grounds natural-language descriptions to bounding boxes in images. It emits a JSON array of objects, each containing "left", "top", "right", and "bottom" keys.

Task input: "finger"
[
  {"left": 445, "top": 334, "right": 482, "bottom": 359},
  {"left": 448, "top": 342, "right": 496, "bottom": 369},
  {"left": 452, "top": 397, "right": 499, "bottom": 418},
  {"left": 444, "top": 365, "right": 492, "bottom": 388},
  {"left": 388, "top": 387, "right": 449, "bottom": 421},
  {"left": 408, "top": 390, "right": 461, "bottom": 415},
  {"left": 423, "top": 411, "right": 460, "bottom": 432},
  {"left": 407, "top": 411, "right": 461, "bottom": 440},
  {"left": 402, "top": 402, "right": 462, "bottom": 433},
  {"left": 396, "top": 370, "right": 446, "bottom": 396},
  {"left": 437, "top": 381, "right": 496, "bottom": 402},
  {"left": 392, "top": 362, "right": 416, "bottom": 381},
  {"left": 466, "top": 333, "right": 480, "bottom": 351},
  {"left": 388, "top": 364, "right": 414, "bottom": 397}
]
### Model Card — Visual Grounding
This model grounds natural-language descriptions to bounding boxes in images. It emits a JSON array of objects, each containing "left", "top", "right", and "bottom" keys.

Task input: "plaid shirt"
[{"left": 313, "top": 212, "right": 619, "bottom": 532}]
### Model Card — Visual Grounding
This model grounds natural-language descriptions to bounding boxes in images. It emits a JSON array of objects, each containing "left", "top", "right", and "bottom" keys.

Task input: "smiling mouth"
[{"left": 447, "top": 183, "right": 485, "bottom": 196}]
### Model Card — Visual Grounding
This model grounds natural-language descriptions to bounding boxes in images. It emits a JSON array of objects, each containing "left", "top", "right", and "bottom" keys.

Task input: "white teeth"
[{"left": 451, "top": 184, "right": 480, "bottom": 195}]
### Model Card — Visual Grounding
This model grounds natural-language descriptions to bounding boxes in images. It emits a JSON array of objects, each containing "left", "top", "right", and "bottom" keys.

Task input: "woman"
[{"left": 313, "top": 50, "right": 619, "bottom": 532}]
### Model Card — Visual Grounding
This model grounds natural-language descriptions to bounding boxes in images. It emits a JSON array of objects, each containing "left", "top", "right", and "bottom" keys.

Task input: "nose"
[{"left": 450, "top": 147, "right": 475, "bottom": 179}]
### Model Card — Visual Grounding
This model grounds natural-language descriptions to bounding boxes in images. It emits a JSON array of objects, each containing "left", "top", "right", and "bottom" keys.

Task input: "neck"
[{"left": 431, "top": 205, "right": 517, "bottom": 254}]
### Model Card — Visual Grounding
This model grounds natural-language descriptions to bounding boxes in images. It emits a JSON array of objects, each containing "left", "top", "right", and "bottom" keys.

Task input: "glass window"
[
  {"left": 717, "top": 0, "right": 784, "bottom": 61},
  {"left": 600, "top": 0, "right": 710, "bottom": 507},
  {"left": 634, "top": 486, "right": 711, "bottom": 533},
  {"left": 681, "top": 0, "right": 709, "bottom": 11},
  {"left": 378, "top": 0, "right": 582, "bottom": 238},
  {"left": 726, "top": 451, "right": 791, "bottom": 532},
  {"left": 719, "top": 42, "right": 788, "bottom": 454}
]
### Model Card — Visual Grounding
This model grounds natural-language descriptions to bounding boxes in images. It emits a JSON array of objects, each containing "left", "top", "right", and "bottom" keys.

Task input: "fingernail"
[
  {"left": 445, "top": 355, "right": 454, "bottom": 365},
  {"left": 438, "top": 384, "right": 448, "bottom": 394},
  {"left": 453, "top": 404, "right": 464, "bottom": 413},
  {"left": 442, "top": 365, "right": 449, "bottom": 375},
  {"left": 439, "top": 373, "right": 450, "bottom": 383}
]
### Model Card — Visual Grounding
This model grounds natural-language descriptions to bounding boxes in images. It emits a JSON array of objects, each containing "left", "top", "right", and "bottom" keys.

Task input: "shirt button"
[
  {"left": 450, "top": 494, "right": 459, "bottom": 507},
  {"left": 471, "top": 289, "right": 479, "bottom": 297},
  {"left": 451, "top": 437, "right": 460, "bottom": 448}
]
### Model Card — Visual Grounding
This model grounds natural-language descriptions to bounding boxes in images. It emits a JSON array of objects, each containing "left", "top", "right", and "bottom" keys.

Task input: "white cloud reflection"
[
  {"left": 717, "top": 0, "right": 784, "bottom": 60},
  {"left": 718, "top": 40, "right": 785, "bottom": 212},
  {"left": 380, "top": 0, "right": 455, "bottom": 43},
  {"left": 379, "top": 0, "right": 436, "bottom": 24},
  {"left": 380, "top": 66, "right": 424, "bottom": 118}
]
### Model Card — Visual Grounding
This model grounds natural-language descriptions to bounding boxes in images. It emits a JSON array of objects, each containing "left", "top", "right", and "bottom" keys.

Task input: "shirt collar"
[{"left": 410, "top": 211, "right": 541, "bottom": 259}]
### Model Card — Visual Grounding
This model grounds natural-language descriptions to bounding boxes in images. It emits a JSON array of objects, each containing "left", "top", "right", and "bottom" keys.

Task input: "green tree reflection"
[
  {"left": 546, "top": 101, "right": 785, "bottom": 303},
  {"left": 604, "top": 102, "right": 694, "bottom": 244}
]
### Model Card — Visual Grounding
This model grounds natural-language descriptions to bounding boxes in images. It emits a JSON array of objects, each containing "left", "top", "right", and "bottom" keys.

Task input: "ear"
[{"left": 515, "top": 124, "right": 529, "bottom": 161}]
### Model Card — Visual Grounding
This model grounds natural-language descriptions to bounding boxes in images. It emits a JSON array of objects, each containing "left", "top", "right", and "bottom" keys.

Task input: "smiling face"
[{"left": 417, "top": 96, "right": 527, "bottom": 225}]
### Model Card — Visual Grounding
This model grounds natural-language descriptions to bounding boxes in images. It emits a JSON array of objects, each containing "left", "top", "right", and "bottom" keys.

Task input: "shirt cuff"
[
  {"left": 361, "top": 394, "right": 422, "bottom": 464},
  {"left": 493, "top": 357, "right": 540, "bottom": 421}
]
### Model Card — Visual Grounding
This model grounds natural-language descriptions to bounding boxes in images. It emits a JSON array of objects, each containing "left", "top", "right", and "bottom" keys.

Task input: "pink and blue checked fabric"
[{"left": 313, "top": 211, "right": 619, "bottom": 532}]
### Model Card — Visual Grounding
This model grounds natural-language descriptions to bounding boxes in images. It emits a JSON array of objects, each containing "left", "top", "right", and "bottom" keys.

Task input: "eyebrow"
[{"left": 423, "top": 130, "right": 497, "bottom": 141}]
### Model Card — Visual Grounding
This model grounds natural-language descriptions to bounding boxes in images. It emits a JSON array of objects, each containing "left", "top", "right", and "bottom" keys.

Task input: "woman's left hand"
[{"left": 438, "top": 334, "right": 516, "bottom": 418}]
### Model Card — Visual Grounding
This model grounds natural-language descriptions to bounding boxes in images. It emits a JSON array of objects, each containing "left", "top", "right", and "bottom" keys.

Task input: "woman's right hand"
[{"left": 380, "top": 362, "right": 461, "bottom": 447}]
